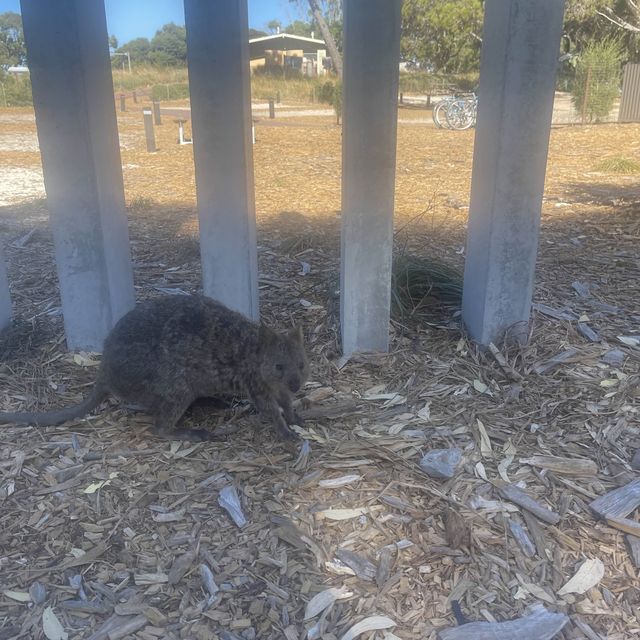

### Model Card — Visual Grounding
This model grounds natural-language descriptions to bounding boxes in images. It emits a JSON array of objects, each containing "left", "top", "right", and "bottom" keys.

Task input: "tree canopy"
[
  {"left": 116, "top": 23, "right": 186, "bottom": 67},
  {"left": 3, "top": 2, "right": 637, "bottom": 77},
  {"left": 0, "top": 12, "right": 26, "bottom": 67},
  {"left": 400, "top": 0, "right": 639, "bottom": 74},
  {"left": 401, "top": 0, "right": 483, "bottom": 73}
]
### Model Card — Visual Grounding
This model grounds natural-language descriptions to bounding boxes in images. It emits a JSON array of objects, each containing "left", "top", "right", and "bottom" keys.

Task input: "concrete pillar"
[
  {"left": 143, "top": 109, "right": 156, "bottom": 152},
  {"left": 462, "top": 0, "right": 566, "bottom": 345},
  {"left": 340, "top": 0, "right": 402, "bottom": 355},
  {"left": 21, "top": 0, "right": 134, "bottom": 350},
  {"left": 0, "top": 246, "right": 11, "bottom": 330},
  {"left": 184, "top": 0, "right": 258, "bottom": 319}
]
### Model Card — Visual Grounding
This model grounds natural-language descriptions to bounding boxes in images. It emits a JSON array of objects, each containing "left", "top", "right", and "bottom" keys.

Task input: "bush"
[
  {"left": 317, "top": 80, "right": 336, "bottom": 104},
  {"left": 571, "top": 38, "right": 623, "bottom": 122},
  {"left": 0, "top": 75, "right": 32, "bottom": 106}
]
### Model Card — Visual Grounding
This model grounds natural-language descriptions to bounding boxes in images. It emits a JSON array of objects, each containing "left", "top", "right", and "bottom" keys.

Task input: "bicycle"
[
  {"left": 432, "top": 95, "right": 458, "bottom": 129},
  {"left": 432, "top": 92, "right": 478, "bottom": 130},
  {"left": 446, "top": 93, "right": 477, "bottom": 130}
]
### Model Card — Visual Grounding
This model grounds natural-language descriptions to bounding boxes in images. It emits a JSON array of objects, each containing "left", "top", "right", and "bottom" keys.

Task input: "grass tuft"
[
  {"left": 594, "top": 156, "right": 640, "bottom": 174},
  {"left": 391, "top": 253, "right": 463, "bottom": 320}
]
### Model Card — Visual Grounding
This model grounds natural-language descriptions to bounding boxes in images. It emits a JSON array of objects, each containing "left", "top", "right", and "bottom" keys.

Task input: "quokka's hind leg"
[{"left": 151, "top": 397, "right": 211, "bottom": 442}]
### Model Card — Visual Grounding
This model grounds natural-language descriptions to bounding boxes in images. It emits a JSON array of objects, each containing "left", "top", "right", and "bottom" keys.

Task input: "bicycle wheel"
[
  {"left": 446, "top": 99, "right": 475, "bottom": 130},
  {"left": 432, "top": 100, "right": 451, "bottom": 129}
]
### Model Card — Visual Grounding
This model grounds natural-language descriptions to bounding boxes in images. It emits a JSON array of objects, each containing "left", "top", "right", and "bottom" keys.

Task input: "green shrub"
[
  {"left": 571, "top": 38, "right": 623, "bottom": 122},
  {"left": 0, "top": 75, "right": 33, "bottom": 106},
  {"left": 317, "top": 80, "right": 336, "bottom": 104}
]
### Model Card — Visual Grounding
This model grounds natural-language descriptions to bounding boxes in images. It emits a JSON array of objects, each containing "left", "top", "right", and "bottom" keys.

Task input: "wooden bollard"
[
  {"left": 269, "top": 98, "right": 275, "bottom": 119},
  {"left": 132, "top": 90, "right": 138, "bottom": 104},
  {"left": 120, "top": 94, "right": 126, "bottom": 111},
  {"left": 152, "top": 100, "right": 162, "bottom": 125},
  {"left": 143, "top": 109, "right": 156, "bottom": 152}
]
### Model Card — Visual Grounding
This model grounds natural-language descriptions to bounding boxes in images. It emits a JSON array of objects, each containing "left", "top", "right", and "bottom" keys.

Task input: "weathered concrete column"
[
  {"left": 462, "top": 0, "right": 566, "bottom": 345},
  {"left": 143, "top": 109, "right": 156, "bottom": 152},
  {"left": 184, "top": 0, "right": 258, "bottom": 319},
  {"left": 0, "top": 247, "right": 11, "bottom": 330},
  {"left": 21, "top": 0, "right": 134, "bottom": 350},
  {"left": 340, "top": 0, "right": 402, "bottom": 355}
]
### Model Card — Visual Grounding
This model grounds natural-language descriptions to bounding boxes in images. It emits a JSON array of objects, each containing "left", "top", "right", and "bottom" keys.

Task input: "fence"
[
  {"left": 619, "top": 63, "right": 640, "bottom": 123},
  {"left": 551, "top": 62, "right": 622, "bottom": 125}
]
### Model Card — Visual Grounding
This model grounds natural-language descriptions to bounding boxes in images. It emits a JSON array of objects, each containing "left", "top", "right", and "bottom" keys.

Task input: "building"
[{"left": 248, "top": 33, "right": 329, "bottom": 77}]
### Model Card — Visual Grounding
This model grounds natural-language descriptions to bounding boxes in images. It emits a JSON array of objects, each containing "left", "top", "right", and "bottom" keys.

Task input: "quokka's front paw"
[
  {"left": 291, "top": 411, "right": 305, "bottom": 426},
  {"left": 275, "top": 420, "right": 301, "bottom": 443}
]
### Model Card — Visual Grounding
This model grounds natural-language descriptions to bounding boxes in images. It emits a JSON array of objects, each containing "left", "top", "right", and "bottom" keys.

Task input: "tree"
[
  {"left": 149, "top": 23, "right": 187, "bottom": 66},
  {"left": 306, "top": 0, "right": 342, "bottom": 78},
  {"left": 108, "top": 34, "right": 118, "bottom": 51},
  {"left": 564, "top": 0, "right": 640, "bottom": 61},
  {"left": 287, "top": 1, "right": 342, "bottom": 77},
  {"left": 597, "top": 0, "right": 640, "bottom": 32},
  {"left": 284, "top": 20, "right": 315, "bottom": 37},
  {"left": 401, "top": 0, "right": 483, "bottom": 73},
  {"left": 266, "top": 19, "right": 282, "bottom": 34},
  {"left": 249, "top": 28, "right": 267, "bottom": 39},
  {"left": 118, "top": 37, "right": 151, "bottom": 64},
  {"left": 0, "top": 11, "right": 25, "bottom": 67}
]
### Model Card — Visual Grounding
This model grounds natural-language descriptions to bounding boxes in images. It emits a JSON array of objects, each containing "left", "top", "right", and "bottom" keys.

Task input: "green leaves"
[
  {"left": 401, "top": 0, "right": 483, "bottom": 73},
  {"left": 0, "top": 11, "right": 25, "bottom": 67}
]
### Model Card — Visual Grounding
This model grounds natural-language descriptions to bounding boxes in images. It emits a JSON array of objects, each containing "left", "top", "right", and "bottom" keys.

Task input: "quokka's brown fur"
[{"left": 0, "top": 295, "right": 309, "bottom": 441}]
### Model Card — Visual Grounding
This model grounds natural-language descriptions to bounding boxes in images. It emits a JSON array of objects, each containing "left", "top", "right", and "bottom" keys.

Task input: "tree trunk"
[{"left": 308, "top": 0, "right": 343, "bottom": 79}]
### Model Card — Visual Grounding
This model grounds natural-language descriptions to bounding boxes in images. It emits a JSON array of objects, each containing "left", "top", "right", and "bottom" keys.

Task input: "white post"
[
  {"left": 184, "top": 0, "right": 258, "bottom": 320},
  {"left": 317, "top": 48, "right": 326, "bottom": 76},
  {"left": 462, "top": 0, "right": 566, "bottom": 345},
  {"left": 340, "top": 0, "right": 402, "bottom": 355},
  {"left": 20, "top": 0, "right": 135, "bottom": 350}
]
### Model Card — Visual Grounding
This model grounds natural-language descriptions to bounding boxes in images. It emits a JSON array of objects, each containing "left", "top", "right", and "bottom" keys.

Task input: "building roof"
[{"left": 248, "top": 33, "right": 326, "bottom": 59}]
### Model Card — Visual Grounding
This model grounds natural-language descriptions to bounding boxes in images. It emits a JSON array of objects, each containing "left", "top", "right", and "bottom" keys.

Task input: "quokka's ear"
[{"left": 288, "top": 325, "right": 304, "bottom": 343}]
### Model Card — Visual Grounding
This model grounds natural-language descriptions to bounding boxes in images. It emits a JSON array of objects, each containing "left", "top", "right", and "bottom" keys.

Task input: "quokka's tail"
[{"left": 0, "top": 382, "right": 109, "bottom": 427}]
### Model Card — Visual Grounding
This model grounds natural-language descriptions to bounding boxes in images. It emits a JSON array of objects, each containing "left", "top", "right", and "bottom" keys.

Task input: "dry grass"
[{"left": 0, "top": 102, "right": 639, "bottom": 639}]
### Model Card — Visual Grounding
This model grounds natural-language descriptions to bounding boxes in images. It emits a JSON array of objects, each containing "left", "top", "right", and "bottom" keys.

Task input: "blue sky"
[{"left": 0, "top": 0, "right": 306, "bottom": 43}]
